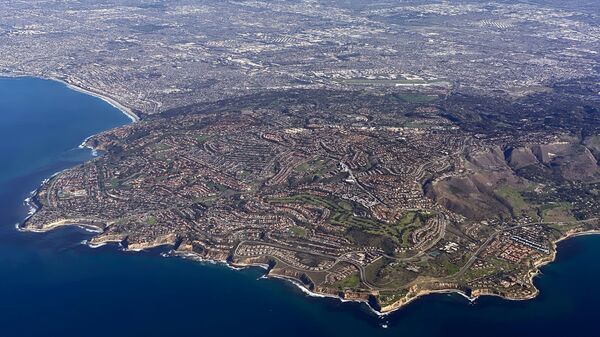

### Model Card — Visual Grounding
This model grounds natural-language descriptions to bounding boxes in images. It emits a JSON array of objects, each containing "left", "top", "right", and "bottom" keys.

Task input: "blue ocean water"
[{"left": 0, "top": 76, "right": 599, "bottom": 337}]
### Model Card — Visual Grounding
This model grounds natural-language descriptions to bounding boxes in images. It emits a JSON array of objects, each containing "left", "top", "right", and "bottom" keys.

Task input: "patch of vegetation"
[
  {"left": 441, "top": 257, "right": 459, "bottom": 275},
  {"left": 294, "top": 158, "right": 332, "bottom": 177},
  {"left": 394, "top": 93, "right": 438, "bottom": 103},
  {"left": 193, "top": 195, "right": 219, "bottom": 206},
  {"left": 151, "top": 142, "right": 171, "bottom": 151},
  {"left": 206, "top": 181, "right": 229, "bottom": 193},
  {"left": 295, "top": 252, "right": 322, "bottom": 267},
  {"left": 269, "top": 194, "right": 352, "bottom": 213},
  {"left": 112, "top": 219, "right": 125, "bottom": 226},
  {"left": 495, "top": 185, "right": 530, "bottom": 216},
  {"left": 290, "top": 225, "right": 307, "bottom": 237},
  {"left": 146, "top": 215, "right": 157, "bottom": 225},
  {"left": 333, "top": 273, "right": 360, "bottom": 290},
  {"left": 334, "top": 78, "right": 448, "bottom": 87},
  {"left": 195, "top": 134, "right": 211, "bottom": 144},
  {"left": 364, "top": 257, "right": 390, "bottom": 286},
  {"left": 463, "top": 266, "right": 497, "bottom": 282},
  {"left": 396, "top": 211, "right": 433, "bottom": 247},
  {"left": 330, "top": 211, "right": 381, "bottom": 229},
  {"left": 378, "top": 289, "right": 408, "bottom": 307},
  {"left": 488, "top": 257, "right": 513, "bottom": 271},
  {"left": 110, "top": 177, "right": 121, "bottom": 189},
  {"left": 541, "top": 202, "right": 576, "bottom": 223},
  {"left": 270, "top": 195, "right": 435, "bottom": 250},
  {"left": 270, "top": 194, "right": 379, "bottom": 231}
]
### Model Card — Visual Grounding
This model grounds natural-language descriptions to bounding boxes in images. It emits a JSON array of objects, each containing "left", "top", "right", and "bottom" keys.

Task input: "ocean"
[{"left": 0, "top": 76, "right": 598, "bottom": 337}]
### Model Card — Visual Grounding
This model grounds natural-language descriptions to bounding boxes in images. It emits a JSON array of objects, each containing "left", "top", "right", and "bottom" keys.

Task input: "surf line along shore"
[
  {"left": 53, "top": 78, "right": 140, "bottom": 122},
  {"left": 0, "top": 73, "right": 140, "bottom": 123}
]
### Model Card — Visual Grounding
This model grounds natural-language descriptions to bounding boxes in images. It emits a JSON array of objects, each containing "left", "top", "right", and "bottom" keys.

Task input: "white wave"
[
  {"left": 77, "top": 225, "right": 102, "bottom": 234},
  {"left": 78, "top": 135, "right": 93, "bottom": 149}
]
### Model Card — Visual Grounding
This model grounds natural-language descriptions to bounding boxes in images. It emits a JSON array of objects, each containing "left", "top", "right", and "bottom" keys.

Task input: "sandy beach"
[{"left": 0, "top": 72, "right": 139, "bottom": 122}]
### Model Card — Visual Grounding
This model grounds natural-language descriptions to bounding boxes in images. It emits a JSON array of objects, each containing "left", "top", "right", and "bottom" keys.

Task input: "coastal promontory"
[{"left": 22, "top": 88, "right": 600, "bottom": 313}]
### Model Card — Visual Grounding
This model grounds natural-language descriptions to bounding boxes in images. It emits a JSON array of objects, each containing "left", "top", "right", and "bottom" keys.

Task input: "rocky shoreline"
[
  {"left": 379, "top": 228, "right": 600, "bottom": 313},
  {"left": 17, "top": 156, "right": 600, "bottom": 315},
  {"left": 19, "top": 200, "right": 600, "bottom": 316}
]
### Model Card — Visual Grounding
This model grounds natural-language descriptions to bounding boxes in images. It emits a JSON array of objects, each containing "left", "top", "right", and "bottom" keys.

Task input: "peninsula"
[
  {"left": 21, "top": 87, "right": 600, "bottom": 313},
  {"left": 3, "top": 0, "right": 599, "bottom": 314}
]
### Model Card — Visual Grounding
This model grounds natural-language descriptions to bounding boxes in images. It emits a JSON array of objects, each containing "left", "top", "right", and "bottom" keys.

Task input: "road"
[
  {"left": 234, "top": 217, "right": 599, "bottom": 291},
  {"left": 235, "top": 239, "right": 381, "bottom": 288},
  {"left": 449, "top": 218, "right": 600, "bottom": 280}
]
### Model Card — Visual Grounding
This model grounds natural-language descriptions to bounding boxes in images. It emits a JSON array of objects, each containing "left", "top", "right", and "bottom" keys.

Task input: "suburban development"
[{"left": 1, "top": 0, "right": 598, "bottom": 313}]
